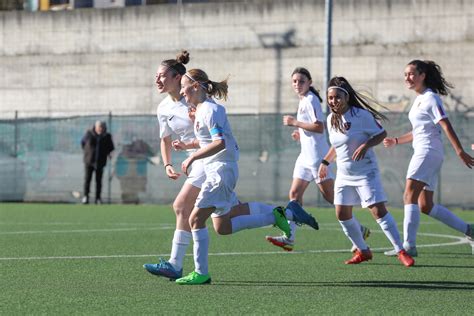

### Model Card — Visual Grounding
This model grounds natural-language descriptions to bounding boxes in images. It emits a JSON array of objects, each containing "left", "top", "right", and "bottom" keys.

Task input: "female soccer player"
[
  {"left": 144, "top": 54, "right": 313, "bottom": 280},
  {"left": 383, "top": 60, "right": 473, "bottom": 257},
  {"left": 143, "top": 51, "right": 206, "bottom": 280},
  {"left": 318, "top": 76, "right": 414, "bottom": 267},
  {"left": 174, "top": 68, "right": 318, "bottom": 284},
  {"left": 266, "top": 67, "right": 370, "bottom": 252}
]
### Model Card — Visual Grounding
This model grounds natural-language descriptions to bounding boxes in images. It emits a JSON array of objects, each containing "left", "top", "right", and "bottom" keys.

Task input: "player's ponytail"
[
  {"left": 186, "top": 69, "right": 229, "bottom": 101},
  {"left": 407, "top": 60, "right": 453, "bottom": 96}
]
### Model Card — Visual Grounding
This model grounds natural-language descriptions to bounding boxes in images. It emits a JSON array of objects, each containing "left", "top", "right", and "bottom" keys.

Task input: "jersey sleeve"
[
  {"left": 157, "top": 108, "right": 172, "bottom": 139},
  {"left": 426, "top": 94, "right": 448, "bottom": 124},
  {"left": 363, "top": 110, "right": 385, "bottom": 137},
  {"left": 206, "top": 106, "right": 226, "bottom": 141},
  {"left": 310, "top": 97, "right": 325, "bottom": 123}
]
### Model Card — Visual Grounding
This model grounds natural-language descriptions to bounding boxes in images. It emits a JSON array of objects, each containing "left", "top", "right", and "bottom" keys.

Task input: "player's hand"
[
  {"left": 172, "top": 140, "right": 187, "bottom": 151},
  {"left": 188, "top": 105, "right": 196, "bottom": 122},
  {"left": 352, "top": 144, "right": 368, "bottom": 161},
  {"left": 181, "top": 156, "right": 194, "bottom": 176},
  {"left": 291, "top": 129, "right": 300, "bottom": 141},
  {"left": 165, "top": 165, "right": 181, "bottom": 180},
  {"left": 283, "top": 115, "right": 296, "bottom": 126},
  {"left": 383, "top": 137, "right": 397, "bottom": 148},
  {"left": 458, "top": 150, "right": 474, "bottom": 169},
  {"left": 318, "top": 164, "right": 328, "bottom": 180}
]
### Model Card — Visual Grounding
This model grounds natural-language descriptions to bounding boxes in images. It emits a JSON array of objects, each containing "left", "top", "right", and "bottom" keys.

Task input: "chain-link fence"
[{"left": 0, "top": 110, "right": 472, "bottom": 208}]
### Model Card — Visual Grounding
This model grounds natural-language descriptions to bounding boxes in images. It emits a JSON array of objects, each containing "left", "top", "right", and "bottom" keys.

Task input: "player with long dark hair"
[
  {"left": 383, "top": 60, "right": 473, "bottom": 256},
  {"left": 319, "top": 76, "right": 414, "bottom": 267}
]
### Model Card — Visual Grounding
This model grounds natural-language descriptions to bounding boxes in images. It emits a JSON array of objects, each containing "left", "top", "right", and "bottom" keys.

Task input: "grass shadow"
[{"left": 215, "top": 280, "right": 474, "bottom": 290}]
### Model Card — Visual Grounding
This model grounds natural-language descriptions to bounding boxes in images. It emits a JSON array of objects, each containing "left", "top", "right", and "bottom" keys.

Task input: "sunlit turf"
[{"left": 0, "top": 203, "right": 473, "bottom": 314}]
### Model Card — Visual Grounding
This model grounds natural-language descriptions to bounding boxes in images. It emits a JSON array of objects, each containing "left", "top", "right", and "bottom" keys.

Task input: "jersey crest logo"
[
  {"left": 344, "top": 122, "right": 351, "bottom": 130},
  {"left": 195, "top": 121, "right": 200, "bottom": 131}
]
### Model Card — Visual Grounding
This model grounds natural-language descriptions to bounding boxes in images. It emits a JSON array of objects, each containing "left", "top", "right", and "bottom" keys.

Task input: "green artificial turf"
[{"left": 0, "top": 203, "right": 473, "bottom": 314}]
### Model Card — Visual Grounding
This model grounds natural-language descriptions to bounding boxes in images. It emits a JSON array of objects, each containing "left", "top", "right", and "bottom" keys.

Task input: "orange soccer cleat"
[
  {"left": 345, "top": 249, "right": 373, "bottom": 264},
  {"left": 397, "top": 249, "right": 415, "bottom": 267}
]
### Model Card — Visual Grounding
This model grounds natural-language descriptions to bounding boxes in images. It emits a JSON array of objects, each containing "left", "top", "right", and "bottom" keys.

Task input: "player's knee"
[
  {"left": 419, "top": 203, "right": 432, "bottom": 214},
  {"left": 173, "top": 200, "right": 187, "bottom": 217},
  {"left": 188, "top": 215, "right": 200, "bottom": 230},
  {"left": 322, "top": 192, "right": 333, "bottom": 204},
  {"left": 403, "top": 191, "right": 416, "bottom": 204},
  {"left": 214, "top": 225, "right": 231, "bottom": 235}
]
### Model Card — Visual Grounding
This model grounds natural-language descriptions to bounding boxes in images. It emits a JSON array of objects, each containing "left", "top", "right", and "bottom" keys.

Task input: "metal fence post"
[
  {"left": 13, "top": 111, "right": 19, "bottom": 198},
  {"left": 108, "top": 111, "right": 112, "bottom": 204},
  {"left": 322, "top": 0, "right": 333, "bottom": 113}
]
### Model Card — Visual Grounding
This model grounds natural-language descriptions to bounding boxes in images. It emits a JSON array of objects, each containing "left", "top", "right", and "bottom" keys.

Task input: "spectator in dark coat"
[{"left": 81, "top": 120, "right": 115, "bottom": 204}]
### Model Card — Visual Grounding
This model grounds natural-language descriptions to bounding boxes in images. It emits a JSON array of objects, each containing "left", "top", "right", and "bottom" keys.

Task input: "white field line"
[
  {"left": 0, "top": 222, "right": 166, "bottom": 226},
  {"left": 0, "top": 221, "right": 444, "bottom": 235},
  {"left": 0, "top": 226, "right": 175, "bottom": 235},
  {"left": 0, "top": 232, "right": 470, "bottom": 261},
  {"left": 0, "top": 221, "right": 442, "bottom": 226}
]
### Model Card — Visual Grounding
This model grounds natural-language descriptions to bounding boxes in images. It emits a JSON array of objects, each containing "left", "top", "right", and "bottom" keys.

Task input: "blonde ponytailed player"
[
  {"left": 319, "top": 76, "right": 414, "bottom": 267},
  {"left": 383, "top": 60, "right": 474, "bottom": 257},
  {"left": 266, "top": 67, "right": 370, "bottom": 252},
  {"left": 174, "top": 69, "right": 318, "bottom": 285},
  {"left": 144, "top": 55, "right": 314, "bottom": 282}
]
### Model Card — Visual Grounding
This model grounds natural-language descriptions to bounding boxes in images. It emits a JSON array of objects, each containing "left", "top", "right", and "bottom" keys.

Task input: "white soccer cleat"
[{"left": 265, "top": 235, "right": 294, "bottom": 251}]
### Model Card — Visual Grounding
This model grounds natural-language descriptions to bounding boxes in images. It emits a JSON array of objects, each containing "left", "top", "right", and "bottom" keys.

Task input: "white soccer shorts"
[
  {"left": 406, "top": 151, "right": 443, "bottom": 191},
  {"left": 195, "top": 161, "right": 239, "bottom": 217},
  {"left": 293, "top": 156, "right": 335, "bottom": 184},
  {"left": 334, "top": 171, "right": 387, "bottom": 208}
]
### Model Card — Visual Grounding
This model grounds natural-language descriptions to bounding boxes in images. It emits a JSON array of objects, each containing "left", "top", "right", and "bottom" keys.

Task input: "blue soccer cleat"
[
  {"left": 143, "top": 258, "right": 183, "bottom": 280},
  {"left": 286, "top": 200, "right": 319, "bottom": 230}
]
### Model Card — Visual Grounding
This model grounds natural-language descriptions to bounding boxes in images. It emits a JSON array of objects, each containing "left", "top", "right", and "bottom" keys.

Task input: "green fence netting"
[{"left": 0, "top": 112, "right": 472, "bottom": 208}]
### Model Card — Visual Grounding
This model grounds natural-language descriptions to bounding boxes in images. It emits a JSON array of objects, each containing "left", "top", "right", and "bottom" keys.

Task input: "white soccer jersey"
[
  {"left": 194, "top": 99, "right": 239, "bottom": 163},
  {"left": 327, "top": 107, "right": 385, "bottom": 184},
  {"left": 408, "top": 89, "right": 447, "bottom": 155},
  {"left": 156, "top": 95, "right": 195, "bottom": 144},
  {"left": 296, "top": 91, "right": 330, "bottom": 167}
]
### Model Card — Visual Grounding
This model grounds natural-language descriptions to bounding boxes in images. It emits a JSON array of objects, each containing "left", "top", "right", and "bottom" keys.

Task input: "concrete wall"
[{"left": 0, "top": 0, "right": 473, "bottom": 118}]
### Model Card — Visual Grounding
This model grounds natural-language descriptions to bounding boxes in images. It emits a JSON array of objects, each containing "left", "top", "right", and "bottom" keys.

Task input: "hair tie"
[{"left": 185, "top": 73, "right": 209, "bottom": 91}]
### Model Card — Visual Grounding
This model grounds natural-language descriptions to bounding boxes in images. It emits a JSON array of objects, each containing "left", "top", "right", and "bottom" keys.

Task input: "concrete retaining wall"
[{"left": 0, "top": 0, "right": 473, "bottom": 117}]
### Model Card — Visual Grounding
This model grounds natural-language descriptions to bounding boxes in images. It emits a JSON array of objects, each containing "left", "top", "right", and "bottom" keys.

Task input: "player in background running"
[
  {"left": 383, "top": 60, "right": 474, "bottom": 257},
  {"left": 266, "top": 67, "right": 370, "bottom": 252}
]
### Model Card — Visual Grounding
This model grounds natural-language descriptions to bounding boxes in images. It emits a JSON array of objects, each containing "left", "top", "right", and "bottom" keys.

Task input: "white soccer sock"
[
  {"left": 284, "top": 208, "right": 294, "bottom": 221},
  {"left": 288, "top": 221, "right": 297, "bottom": 242},
  {"left": 349, "top": 216, "right": 364, "bottom": 247},
  {"left": 231, "top": 213, "right": 275, "bottom": 233},
  {"left": 376, "top": 212, "right": 403, "bottom": 253},
  {"left": 168, "top": 229, "right": 192, "bottom": 271},
  {"left": 404, "top": 204, "right": 420, "bottom": 248},
  {"left": 248, "top": 202, "right": 275, "bottom": 215},
  {"left": 429, "top": 204, "right": 468, "bottom": 234},
  {"left": 339, "top": 217, "right": 368, "bottom": 251},
  {"left": 192, "top": 228, "right": 209, "bottom": 275}
]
